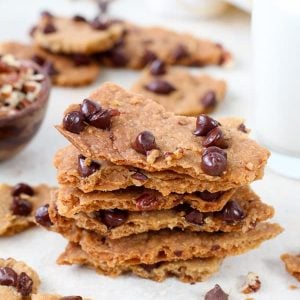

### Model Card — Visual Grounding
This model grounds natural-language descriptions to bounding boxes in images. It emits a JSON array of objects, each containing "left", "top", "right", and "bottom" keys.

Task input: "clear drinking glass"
[{"left": 252, "top": 0, "right": 300, "bottom": 179}]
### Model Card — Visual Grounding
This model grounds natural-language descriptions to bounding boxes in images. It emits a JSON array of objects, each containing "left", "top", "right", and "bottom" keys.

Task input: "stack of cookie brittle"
[{"left": 41, "top": 82, "right": 282, "bottom": 283}]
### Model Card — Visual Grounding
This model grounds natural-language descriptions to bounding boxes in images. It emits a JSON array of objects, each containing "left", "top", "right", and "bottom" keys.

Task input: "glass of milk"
[{"left": 252, "top": 0, "right": 300, "bottom": 179}]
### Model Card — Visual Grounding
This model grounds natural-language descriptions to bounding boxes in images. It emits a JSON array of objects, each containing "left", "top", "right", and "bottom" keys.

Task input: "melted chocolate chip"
[
  {"left": 203, "top": 127, "right": 228, "bottom": 149},
  {"left": 135, "top": 193, "right": 159, "bottom": 211},
  {"left": 43, "top": 23, "right": 57, "bottom": 34},
  {"left": 195, "top": 190, "right": 223, "bottom": 202},
  {"left": 145, "top": 79, "right": 176, "bottom": 95},
  {"left": 194, "top": 115, "right": 219, "bottom": 136},
  {"left": 97, "top": 209, "right": 128, "bottom": 229},
  {"left": 31, "top": 55, "right": 46, "bottom": 66},
  {"left": 78, "top": 154, "right": 101, "bottom": 177},
  {"left": 88, "top": 109, "right": 114, "bottom": 129},
  {"left": 0, "top": 267, "right": 18, "bottom": 287},
  {"left": 132, "top": 131, "right": 157, "bottom": 155},
  {"left": 43, "top": 61, "right": 59, "bottom": 76},
  {"left": 205, "top": 284, "right": 228, "bottom": 300},
  {"left": 108, "top": 47, "right": 128, "bottom": 67},
  {"left": 12, "top": 183, "right": 34, "bottom": 197},
  {"left": 72, "top": 15, "right": 86, "bottom": 22},
  {"left": 11, "top": 197, "right": 33, "bottom": 216},
  {"left": 218, "top": 200, "right": 245, "bottom": 222},
  {"left": 238, "top": 123, "right": 248, "bottom": 133},
  {"left": 172, "top": 44, "right": 188, "bottom": 61},
  {"left": 149, "top": 59, "right": 166, "bottom": 76},
  {"left": 73, "top": 54, "right": 91, "bottom": 66},
  {"left": 130, "top": 170, "right": 148, "bottom": 182},
  {"left": 59, "top": 297, "right": 83, "bottom": 300},
  {"left": 185, "top": 209, "right": 205, "bottom": 225},
  {"left": 80, "top": 99, "right": 101, "bottom": 120},
  {"left": 142, "top": 50, "right": 157, "bottom": 66},
  {"left": 63, "top": 111, "right": 86, "bottom": 134},
  {"left": 201, "top": 146, "right": 227, "bottom": 176},
  {"left": 201, "top": 91, "right": 217, "bottom": 109},
  {"left": 35, "top": 204, "right": 53, "bottom": 227},
  {"left": 17, "top": 272, "right": 33, "bottom": 297}
]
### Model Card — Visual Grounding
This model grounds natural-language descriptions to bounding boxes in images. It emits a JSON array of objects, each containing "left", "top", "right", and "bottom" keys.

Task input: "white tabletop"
[{"left": 0, "top": 1, "right": 299, "bottom": 299}]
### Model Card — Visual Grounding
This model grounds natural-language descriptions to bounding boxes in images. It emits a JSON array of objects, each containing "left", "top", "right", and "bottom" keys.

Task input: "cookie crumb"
[
  {"left": 241, "top": 272, "right": 261, "bottom": 294},
  {"left": 289, "top": 285, "right": 298, "bottom": 290},
  {"left": 146, "top": 149, "right": 160, "bottom": 164}
]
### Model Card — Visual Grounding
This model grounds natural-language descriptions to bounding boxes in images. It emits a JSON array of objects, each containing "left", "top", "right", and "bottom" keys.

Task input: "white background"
[{"left": 0, "top": 1, "right": 299, "bottom": 299}]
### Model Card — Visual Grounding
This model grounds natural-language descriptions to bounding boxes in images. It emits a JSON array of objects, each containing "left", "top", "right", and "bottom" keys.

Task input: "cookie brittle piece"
[
  {"left": 56, "top": 83, "right": 270, "bottom": 191},
  {"left": 0, "top": 258, "right": 40, "bottom": 299},
  {"left": 99, "top": 24, "right": 232, "bottom": 69},
  {"left": 281, "top": 253, "right": 300, "bottom": 281},
  {"left": 0, "top": 183, "right": 53, "bottom": 236},
  {"left": 55, "top": 145, "right": 236, "bottom": 195},
  {"left": 131, "top": 63, "right": 226, "bottom": 116},
  {"left": 56, "top": 184, "right": 235, "bottom": 216},
  {"left": 49, "top": 208, "right": 282, "bottom": 267},
  {"left": 52, "top": 186, "right": 274, "bottom": 239},
  {"left": 32, "top": 14, "right": 124, "bottom": 54},
  {"left": 0, "top": 42, "right": 100, "bottom": 87},
  {"left": 57, "top": 242, "right": 223, "bottom": 283}
]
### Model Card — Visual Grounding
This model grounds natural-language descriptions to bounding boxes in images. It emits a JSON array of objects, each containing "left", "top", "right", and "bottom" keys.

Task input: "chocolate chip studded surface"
[{"left": 57, "top": 83, "right": 270, "bottom": 189}]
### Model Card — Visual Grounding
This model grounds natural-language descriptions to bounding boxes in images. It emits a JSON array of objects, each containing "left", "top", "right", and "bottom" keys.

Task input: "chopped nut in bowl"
[{"left": 0, "top": 54, "right": 51, "bottom": 161}]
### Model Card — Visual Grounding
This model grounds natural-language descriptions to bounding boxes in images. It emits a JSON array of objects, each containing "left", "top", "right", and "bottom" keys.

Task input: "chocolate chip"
[
  {"left": 73, "top": 54, "right": 91, "bottom": 66},
  {"left": 145, "top": 79, "right": 176, "bottom": 95},
  {"left": 35, "top": 204, "right": 53, "bottom": 227},
  {"left": 0, "top": 267, "right": 18, "bottom": 287},
  {"left": 63, "top": 111, "right": 86, "bottom": 134},
  {"left": 205, "top": 284, "right": 228, "bottom": 300},
  {"left": 140, "top": 263, "right": 161, "bottom": 272},
  {"left": 185, "top": 209, "right": 205, "bottom": 225},
  {"left": 194, "top": 115, "right": 219, "bottom": 136},
  {"left": 130, "top": 170, "right": 148, "bottom": 182},
  {"left": 12, "top": 183, "right": 34, "bottom": 197},
  {"left": 59, "top": 297, "right": 83, "bottom": 300},
  {"left": 72, "top": 15, "right": 86, "bottom": 22},
  {"left": 135, "top": 193, "right": 159, "bottom": 211},
  {"left": 132, "top": 131, "right": 157, "bottom": 155},
  {"left": 97, "top": 209, "right": 128, "bottom": 229},
  {"left": 43, "top": 61, "right": 59, "bottom": 76},
  {"left": 201, "top": 146, "right": 227, "bottom": 176},
  {"left": 88, "top": 109, "right": 114, "bottom": 130},
  {"left": 41, "top": 11, "right": 53, "bottom": 18},
  {"left": 43, "top": 23, "right": 57, "bottom": 34},
  {"left": 31, "top": 55, "right": 45, "bottom": 66},
  {"left": 90, "top": 18, "right": 109, "bottom": 30},
  {"left": 80, "top": 99, "right": 101, "bottom": 120},
  {"left": 201, "top": 91, "right": 217, "bottom": 109},
  {"left": 172, "top": 44, "right": 188, "bottom": 61},
  {"left": 108, "top": 47, "right": 128, "bottom": 67},
  {"left": 78, "top": 154, "right": 101, "bottom": 177},
  {"left": 142, "top": 50, "right": 157, "bottom": 66},
  {"left": 203, "top": 127, "right": 228, "bottom": 149},
  {"left": 174, "top": 250, "right": 183, "bottom": 257},
  {"left": 17, "top": 272, "right": 33, "bottom": 297},
  {"left": 11, "top": 197, "right": 33, "bottom": 216},
  {"left": 149, "top": 59, "right": 166, "bottom": 76},
  {"left": 238, "top": 123, "right": 248, "bottom": 133},
  {"left": 218, "top": 200, "right": 245, "bottom": 222},
  {"left": 195, "top": 190, "right": 223, "bottom": 202}
]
